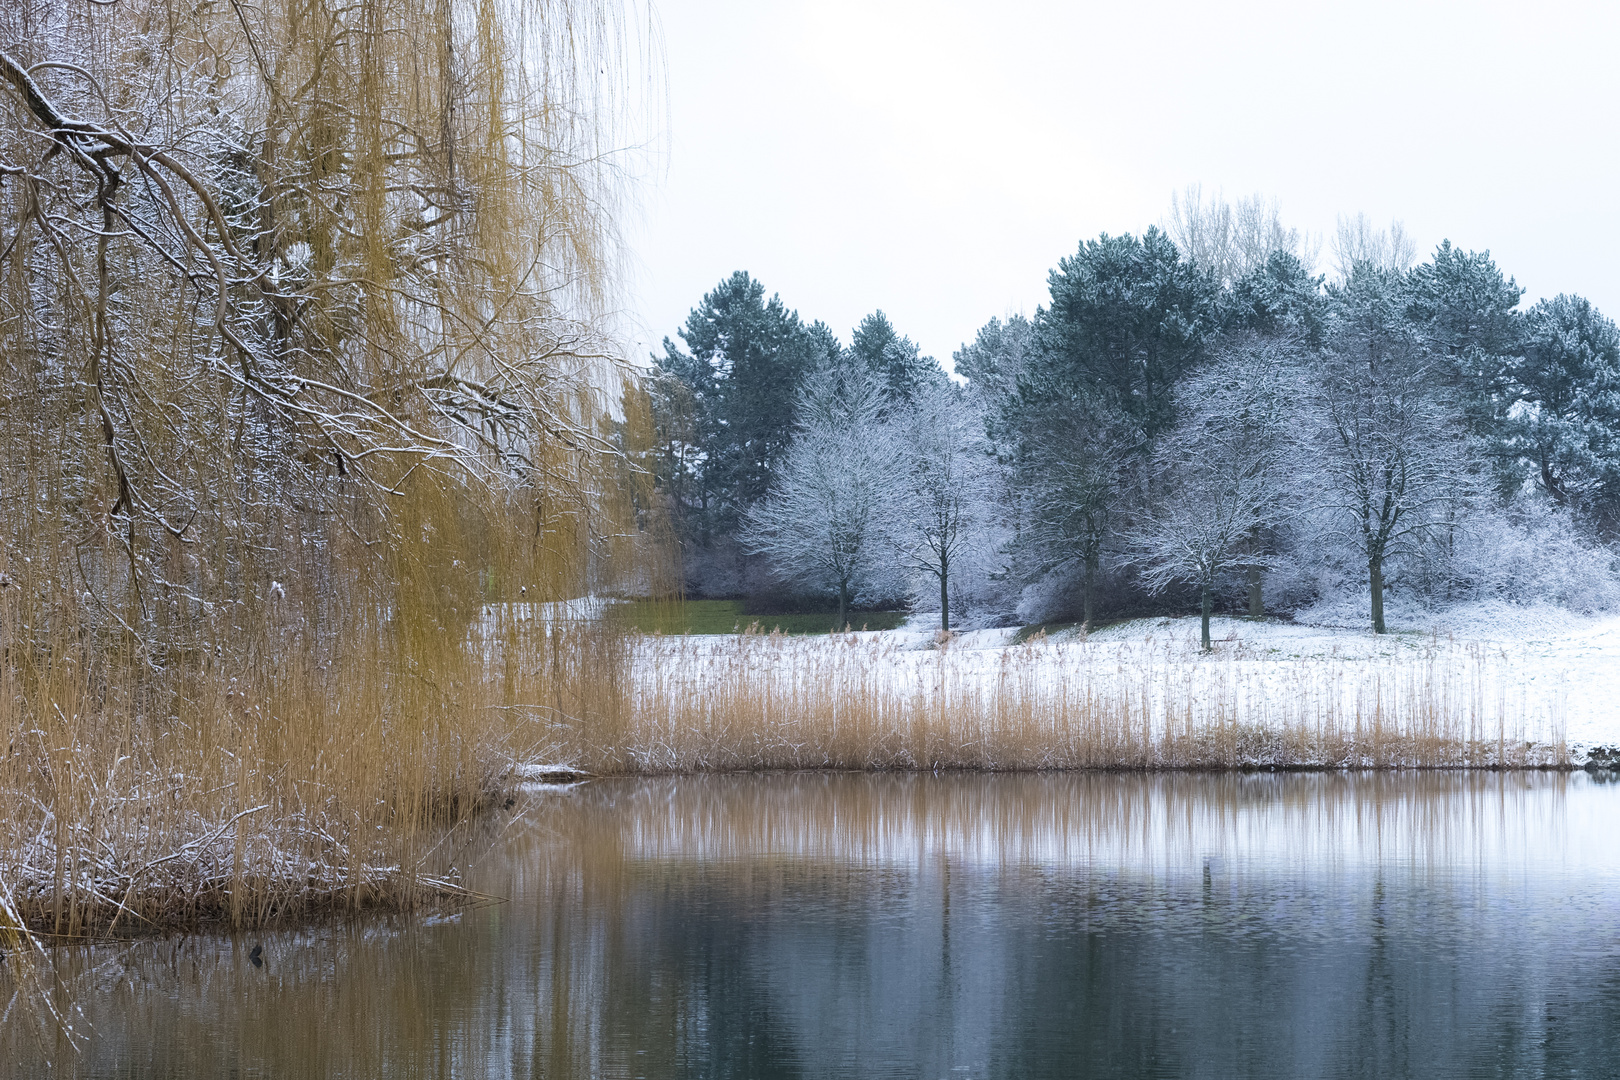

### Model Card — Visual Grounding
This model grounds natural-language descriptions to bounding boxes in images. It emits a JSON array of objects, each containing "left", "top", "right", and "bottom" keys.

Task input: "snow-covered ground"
[
  {"left": 501, "top": 597, "right": 1620, "bottom": 764},
  {"left": 875, "top": 602, "right": 1620, "bottom": 754}
]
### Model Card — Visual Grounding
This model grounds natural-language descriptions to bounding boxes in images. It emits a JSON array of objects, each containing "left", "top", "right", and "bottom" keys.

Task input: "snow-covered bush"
[{"left": 1410, "top": 506, "right": 1620, "bottom": 613}]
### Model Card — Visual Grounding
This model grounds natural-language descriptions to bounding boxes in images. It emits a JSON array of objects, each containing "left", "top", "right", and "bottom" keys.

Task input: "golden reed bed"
[
  {"left": 1, "top": 618, "right": 1564, "bottom": 950},
  {"left": 614, "top": 630, "right": 1564, "bottom": 773}
]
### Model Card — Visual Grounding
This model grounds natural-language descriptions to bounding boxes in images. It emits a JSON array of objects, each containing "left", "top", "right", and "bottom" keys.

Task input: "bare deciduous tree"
[
  {"left": 1310, "top": 286, "right": 1469, "bottom": 633},
  {"left": 741, "top": 363, "right": 906, "bottom": 628},
  {"left": 1165, "top": 184, "right": 1318, "bottom": 286},
  {"left": 1332, "top": 212, "right": 1418, "bottom": 283},
  {"left": 890, "top": 383, "right": 992, "bottom": 633},
  {"left": 1136, "top": 337, "right": 1299, "bottom": 649}
]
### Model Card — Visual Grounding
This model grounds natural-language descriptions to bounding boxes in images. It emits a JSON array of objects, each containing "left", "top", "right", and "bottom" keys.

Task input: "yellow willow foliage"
[{"left": 0, "top": 0, "right": 668, "bottom": 937}]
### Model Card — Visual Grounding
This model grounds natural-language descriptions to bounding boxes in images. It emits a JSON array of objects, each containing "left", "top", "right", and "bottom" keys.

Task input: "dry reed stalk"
[
  {"left": 0, "top": 0, "right": 667, "bottom": 945},
  {"left": 607, "top": 631, "right": 1566, "bottom": 774},
  {"left": 0, "top": 567, "right": 635, "bottom": 939}
]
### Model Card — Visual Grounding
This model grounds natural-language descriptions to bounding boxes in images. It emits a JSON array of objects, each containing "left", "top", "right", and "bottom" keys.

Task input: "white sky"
[{"left": 623, "top": 0, "right": 1620, "bottom": 369}]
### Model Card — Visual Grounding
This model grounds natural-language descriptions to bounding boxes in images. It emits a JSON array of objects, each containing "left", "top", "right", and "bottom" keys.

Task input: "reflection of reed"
[
  {"left": 535, "top": 771, "right": 1571, "bottom": 876},
  {"left": 7, "top": 772, "right": 1606, "bottom": 1080},
  {"left": 615, "top": 633, "right": 1565, "bottom": 772}
]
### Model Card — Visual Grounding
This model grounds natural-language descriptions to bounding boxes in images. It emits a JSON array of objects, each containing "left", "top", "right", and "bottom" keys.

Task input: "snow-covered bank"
[
  {"left": 1053, "top": 605, "right": 1619, "bottom": 753},
  {"left": 622, "top": 602, "right": 1620, "bottom": 767}
]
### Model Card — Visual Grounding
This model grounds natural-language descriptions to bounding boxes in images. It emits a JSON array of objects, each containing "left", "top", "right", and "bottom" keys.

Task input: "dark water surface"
[{"left": 9, "top": 772, "right": 1620, "bottom": 1079}]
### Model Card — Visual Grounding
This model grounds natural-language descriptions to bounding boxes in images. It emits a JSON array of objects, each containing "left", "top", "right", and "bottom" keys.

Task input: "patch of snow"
[
  {"left": 509, "top": 763, "right": 587, "bottom": 783},
  {"left": 628, "top": 601, "right": 1620, "bottom": 752}
]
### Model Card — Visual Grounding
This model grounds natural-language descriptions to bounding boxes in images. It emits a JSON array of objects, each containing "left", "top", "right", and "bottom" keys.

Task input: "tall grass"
[
  {"left": 0, "top": 0, "right": 664, "bottom": 953},
  {"left": 0, "top": 462, "right": 645, "bottom": 942},
  {"left": 0, "top": 607, "right": 1567, "bottom": 945},
  {"left": 610, "top": 630, "right": 1565, "bottom": 773}
]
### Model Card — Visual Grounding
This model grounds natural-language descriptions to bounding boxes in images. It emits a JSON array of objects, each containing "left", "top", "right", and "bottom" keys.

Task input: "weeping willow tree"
[{"left": 0, "top": 0, "right": 664, "bottom": 944}]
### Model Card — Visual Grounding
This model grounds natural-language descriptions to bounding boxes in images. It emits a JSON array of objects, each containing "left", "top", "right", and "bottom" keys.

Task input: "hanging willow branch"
[
  {"left": 0, "top": 0, "right": 666, "bottom": 663},
  {"left": 3, "top": 47, "right": 619, "bottom": 496}
]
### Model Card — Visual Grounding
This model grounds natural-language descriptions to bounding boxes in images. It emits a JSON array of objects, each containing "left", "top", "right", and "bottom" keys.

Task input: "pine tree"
[
  {"left": 1028, "top": 228, "right": 1217, "bottom": 440},
  {"left": 1505, "top": 295, "right": 1620, "bottom": 529},
  {"left": 655, "top": 272, "right": 834, "bottom": 541},
  {"left": 1405, "top": 241, "right": 1525, "bottom": 439},
  {"left": 1225, "top": 251, "right": 1329, "bottom": 347},
  {"left": 849, "top": 310, "right": 947, "bottom": 405}
]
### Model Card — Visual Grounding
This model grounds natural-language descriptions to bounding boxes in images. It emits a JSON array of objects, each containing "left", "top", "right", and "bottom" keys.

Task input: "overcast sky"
[{"left": 623, "top": 0, "right": 1620, "bottom": 369}]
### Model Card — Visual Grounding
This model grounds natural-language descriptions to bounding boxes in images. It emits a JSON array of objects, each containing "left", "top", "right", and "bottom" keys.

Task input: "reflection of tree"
[{"left": 18, "top": 774, "right": 1620, "bottom": 1079}]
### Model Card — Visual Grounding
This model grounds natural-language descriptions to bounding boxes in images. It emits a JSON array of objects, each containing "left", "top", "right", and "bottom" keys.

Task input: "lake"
[{"left": 9, "top": 771, "right": 1620, "bottom": 1078}]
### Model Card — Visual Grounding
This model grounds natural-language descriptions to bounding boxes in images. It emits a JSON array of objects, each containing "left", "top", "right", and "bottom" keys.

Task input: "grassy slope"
[{"left": 614, "top": 599, "right": 908, "bottom": 636}]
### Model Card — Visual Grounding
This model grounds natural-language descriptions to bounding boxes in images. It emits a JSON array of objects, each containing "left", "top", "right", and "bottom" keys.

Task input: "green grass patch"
[{"left": 612, "top": 599, "right": 908, "bottom": 636}]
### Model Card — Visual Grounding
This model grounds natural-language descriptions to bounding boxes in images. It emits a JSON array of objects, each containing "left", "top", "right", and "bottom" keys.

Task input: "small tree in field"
[
  {"left": 891, "top": 382, "right": 992, "bottom": 633},
  {"left": 1136, "top": 338, "right": 1298, "bottom": 650},
  {"left": 1020, "top": 396, "right": 1137, "bottom": 629},
  {"left": 1312, "top": 268, "right": 1471, "bottom": 633},
  {"left": 741, "top": 363, "right": 906, "bottom": 628}
]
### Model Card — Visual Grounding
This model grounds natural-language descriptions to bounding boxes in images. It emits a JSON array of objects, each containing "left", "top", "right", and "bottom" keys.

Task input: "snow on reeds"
[
  {"left": 0, "top": 601, "right": 627, "bottom": 940},
  {"left": 614, "top": 630, "right": 1565, "bottom": 772},
  {"left": 0, "top": 604, "right": 1567, "bottom": 946}
]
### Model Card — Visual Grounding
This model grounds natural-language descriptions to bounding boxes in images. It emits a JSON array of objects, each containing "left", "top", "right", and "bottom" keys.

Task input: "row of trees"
[{"left": 649, "top": 201, "right": 1620, "bottom": 639}]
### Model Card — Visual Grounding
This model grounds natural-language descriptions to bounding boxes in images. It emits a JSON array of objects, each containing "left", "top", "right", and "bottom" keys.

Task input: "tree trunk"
[
  {"left": 838, "top": 580, "right": 850, "bottom": 632},
  {"left": 939, "top": 563, "right": 950, "bottom": 635},
  {"left": 1369, "top": 556, "right": 1386, "bottom": 634},
  {"left": 1246, "top": 525, "right": 1264, "bottom": 618},
  {"left": 1082, "top": 552, "right": 1097, "bottom": 630},
  {"left": 1200, "top": 583, "right": 1212, "bottom": 652}
]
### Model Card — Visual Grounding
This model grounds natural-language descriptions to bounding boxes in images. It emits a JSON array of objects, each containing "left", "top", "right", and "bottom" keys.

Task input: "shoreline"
[
  {"left": 14, "top": 756, "right": 1613, "bottom": 946},
  {"left": 8, "top": 607, "right": 1609, "bottom": 943}
]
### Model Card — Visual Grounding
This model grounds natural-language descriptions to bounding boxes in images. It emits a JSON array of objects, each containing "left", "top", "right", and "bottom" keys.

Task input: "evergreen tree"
[
  {"left": 954, "top": 314, "right": 1036, "bottom": 449},
  {"left": 1505, "top": 294, "right": 1620, "bottom": 528},
  {"left": 1405, "top": 241, "right": 1525, "bottom": 438},
  {"left": 655, "top": 272, "right": 834, "bottom": 541},
  {"left": 1225, "top": 251, "right": 1329, "bottom": 347},
  {"left": 1027, "top": 228, "right": 1217, "bottom": 440},
  {"left": 849, "top": 310, "right": 948, "bottom": 404}
]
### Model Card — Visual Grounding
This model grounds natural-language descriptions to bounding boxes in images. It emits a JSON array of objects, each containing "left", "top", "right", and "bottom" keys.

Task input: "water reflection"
[{"left": 8, "top": 772, "right": 1620, "bottom": 1079}]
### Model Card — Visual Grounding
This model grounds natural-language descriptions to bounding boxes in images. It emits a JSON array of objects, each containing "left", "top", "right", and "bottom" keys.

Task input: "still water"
[{"left": 9, "top": 772, "right": 1620, "bottom": 1079}]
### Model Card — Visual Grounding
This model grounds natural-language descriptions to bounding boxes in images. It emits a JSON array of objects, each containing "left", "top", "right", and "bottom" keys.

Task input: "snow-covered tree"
[
  {"left": 741, "top": 363, "right": 906, "bottom": 627},
  {"left": 1310, "top": 269, "right": 1472, "bottom": 633},
  {"left": 1018, "top": 397, "right": 1138, "bottom": 629},
  {"left": 1225, "top": 251, "right": 1330, "bottom": 348},
  {"left": 1503, "top": 294, "right": 1620, "bottom": 528},
  {"left": 1135, "top": 338, "right": 1300, "bottom": 649},
  {"left": 890, "top": 383, "right": 994, "bottom": 633},
  {"left": 1404, "top": 241, "right": 1525, "bottom": 441},
  {"left": 848, "top": 310, "right": 950, "bottom": 406}
]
